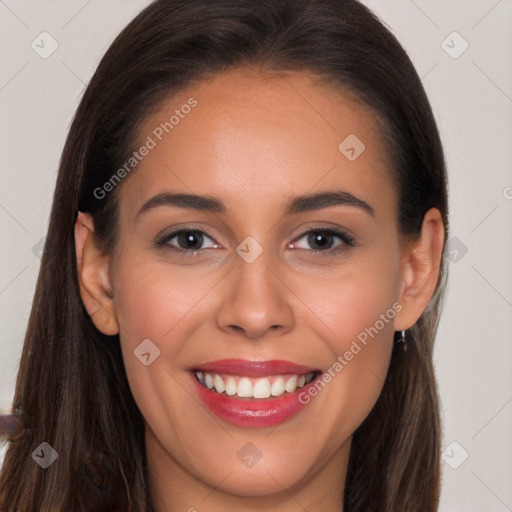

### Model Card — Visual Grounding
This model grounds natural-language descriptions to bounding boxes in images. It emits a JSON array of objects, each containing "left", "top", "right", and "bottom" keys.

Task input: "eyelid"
[{"left": 154, "top": 222, "right": 219, "bottom": 240}]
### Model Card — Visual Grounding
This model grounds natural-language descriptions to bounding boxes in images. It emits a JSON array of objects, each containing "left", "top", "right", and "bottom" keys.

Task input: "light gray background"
[{"left": 1, "top": 0, "right": 511, "bottom": 510}]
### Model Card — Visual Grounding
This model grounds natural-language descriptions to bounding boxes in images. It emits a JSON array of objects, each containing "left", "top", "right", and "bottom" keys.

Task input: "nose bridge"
[
  {"left": 235, "top": 243, "right": 277, "bottom": 297},
  {"left": 216, "top": 240, "right": 295, "bottom": 338}
]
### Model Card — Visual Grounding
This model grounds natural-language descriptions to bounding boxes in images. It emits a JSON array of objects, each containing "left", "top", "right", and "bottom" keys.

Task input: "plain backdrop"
[{"left": 1, "top": 1, "right": 511, "bottom": 510}]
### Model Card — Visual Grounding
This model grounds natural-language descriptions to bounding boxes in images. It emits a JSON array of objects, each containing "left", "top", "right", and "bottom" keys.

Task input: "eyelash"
[{"left": 153, "top": 226, "right": 357, "bottom": 257}]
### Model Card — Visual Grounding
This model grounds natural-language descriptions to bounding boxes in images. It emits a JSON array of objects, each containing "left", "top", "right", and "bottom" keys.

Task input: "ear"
[
  {"left": 393, "top": 208, "right": 445, "bottom": 331},
  {"left": 74, "top": 211, "right": 119, "bottom": 335}
]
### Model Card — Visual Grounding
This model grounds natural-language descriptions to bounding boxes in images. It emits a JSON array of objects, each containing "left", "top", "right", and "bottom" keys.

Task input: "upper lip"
[{"left": 191, "top": 359, "right": 320, "bottom": 378}]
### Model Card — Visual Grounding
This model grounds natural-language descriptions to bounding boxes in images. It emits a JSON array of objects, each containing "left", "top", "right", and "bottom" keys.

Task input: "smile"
[
  {"left": 189, "top": 359, "right": 323, "bottom": 427},
  {"left": 194, "top": 371, "right": 319, "bottom": 399}
]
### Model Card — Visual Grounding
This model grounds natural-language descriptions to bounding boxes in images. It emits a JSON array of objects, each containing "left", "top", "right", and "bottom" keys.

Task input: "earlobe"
[
  {"left": 394, "top": 208, "right": 445, "bottom": 331},
  {"left": 74, "top": 212, "right": 119, "bottom": 335}
]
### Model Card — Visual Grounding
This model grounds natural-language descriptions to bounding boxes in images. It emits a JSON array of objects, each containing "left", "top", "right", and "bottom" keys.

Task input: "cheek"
[
  {"left": 293, "top": 247, "right": 401, "bottom": 349},
  {"left": 109, "top": 251, "right": 201, "bottom": 392},
  {"left": 112, "top": 253, "right": 211, "bottom": 346},
  {"left": 291, "top": 247, "right": 400, "bottom": 428},
  {"left": 110, "top": 252, "right": 211, "bottom": 438}
]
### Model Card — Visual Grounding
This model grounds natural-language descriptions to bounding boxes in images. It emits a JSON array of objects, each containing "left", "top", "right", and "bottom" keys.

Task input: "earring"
[{"left": 395, "top": 330, "right": 406, "bottom": 344}]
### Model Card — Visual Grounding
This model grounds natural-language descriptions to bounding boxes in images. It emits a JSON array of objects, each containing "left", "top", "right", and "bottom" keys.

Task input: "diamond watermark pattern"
[
  {"left": 134, "top": 339, "right": 161, "bottom": 366},
  {"left": 237, "top": 442, "right": 263, "bottom": 468},
  {"left": 31, "top": 32, "right": 59, "bottom": 59},
  {"left": 338, "top": 134, "right": 366, "bottom": 161},
  {"left": 31, "top": 442, "right": 59, "bottom": 469},
  {"left": 446, "top": 236, "right": 468, "bottom": 263},
  {"left": 236, "top": 236, "right": 263, "bottom": 263},
  {"left": 31, "top": 236, "right": 46, "bottom": 259},
  {"left": 441, "top": 31, "right": 468, "bottom": 59},
  {"left": 441, "top": 441, "right": 469, "bottom": 469}
]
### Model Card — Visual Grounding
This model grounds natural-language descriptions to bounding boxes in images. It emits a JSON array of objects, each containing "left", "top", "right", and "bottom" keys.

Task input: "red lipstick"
[{"left": 189, "top": 359, "right": 321, "bottom": 428}]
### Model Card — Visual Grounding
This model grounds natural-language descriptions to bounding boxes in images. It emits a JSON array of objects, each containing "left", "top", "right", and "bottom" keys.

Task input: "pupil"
[
  {"left": 179, "top": 231, "right": 202, "bottom": 249},
  {"left": 308, "top": 231, "right": 332, "bottom": 249}
]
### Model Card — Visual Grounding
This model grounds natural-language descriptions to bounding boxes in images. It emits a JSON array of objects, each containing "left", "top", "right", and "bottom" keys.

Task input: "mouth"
[
  {"left": 189, "top": 359, "right": 323, "bottom": 427},
  {"left": 193, "top": 370, "right": 321, "bottom": 399}
]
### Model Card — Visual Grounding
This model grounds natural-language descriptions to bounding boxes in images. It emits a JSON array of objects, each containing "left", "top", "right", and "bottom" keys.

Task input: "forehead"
[{"left": 118, "top": 67, "right": 395, "bottom": 222}]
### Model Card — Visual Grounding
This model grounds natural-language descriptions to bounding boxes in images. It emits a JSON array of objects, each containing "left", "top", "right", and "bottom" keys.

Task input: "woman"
[{"left": 0, "top": 0, "right": 448, "bottom": 510}]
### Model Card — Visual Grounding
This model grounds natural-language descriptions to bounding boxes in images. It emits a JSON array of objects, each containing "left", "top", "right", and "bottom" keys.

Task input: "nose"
[{"left": 216, "top": 252, "right": 295, "bottom": 340}]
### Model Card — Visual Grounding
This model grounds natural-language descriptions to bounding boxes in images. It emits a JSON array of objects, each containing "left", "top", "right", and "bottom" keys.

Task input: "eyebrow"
[{"left": 135, "top": 189, "right": 375, "bottom": 220}]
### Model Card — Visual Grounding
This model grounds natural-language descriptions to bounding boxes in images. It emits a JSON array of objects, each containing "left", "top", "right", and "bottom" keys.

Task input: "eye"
[
  {"left": 154, "top": 228, "right": 218, "bottom": 253},
  {"left": 153, "top": 226, "right": 356, "bottom": 257},
  {"left": 291, "top": 228, "right": 356, "bottom": 254}
]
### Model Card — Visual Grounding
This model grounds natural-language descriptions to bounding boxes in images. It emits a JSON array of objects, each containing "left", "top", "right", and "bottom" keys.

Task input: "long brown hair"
[{"left": 0, "top": 0, "right": 448, "bottom": 510}]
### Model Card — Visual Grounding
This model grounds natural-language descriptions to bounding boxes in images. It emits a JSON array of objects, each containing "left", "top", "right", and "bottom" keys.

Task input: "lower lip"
[{"left": 190, "top": 373, "right": 319, "bottom": 428}]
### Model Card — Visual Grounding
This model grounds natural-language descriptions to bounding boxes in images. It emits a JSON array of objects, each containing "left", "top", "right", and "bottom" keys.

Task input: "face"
[{"left": 105, "top": 68, "right": 405, "bottom": 498}]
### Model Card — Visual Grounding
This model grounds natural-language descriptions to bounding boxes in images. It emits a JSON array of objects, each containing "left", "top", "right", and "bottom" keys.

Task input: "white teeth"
[
  {"left": 225, "top": 376, "right": 237, "bottom": 396},
  {"left": 270, "top": 377, "right": 285, "bottom": 396},
  {"left": 253, "top": 378, "right": 271, "bottom": 398},
  {"left": 195, "top": 371, "right": 317, "bottom": 399},
  {"left": 284, "top": 375, "right": 298, "bottom": 393},
  {"left": 237, "top": 377, "right": 253, "bottom": 398},
  {"left": 213, "top": 374, "right": 225, "bottom": 393}
]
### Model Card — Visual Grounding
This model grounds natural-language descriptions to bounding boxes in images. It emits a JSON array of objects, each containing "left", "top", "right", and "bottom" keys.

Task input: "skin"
[{"left": 75, "top": 67, "right": 444, "bottom": 511}]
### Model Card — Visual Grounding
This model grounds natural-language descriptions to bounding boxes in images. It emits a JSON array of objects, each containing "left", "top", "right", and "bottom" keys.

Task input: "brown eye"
[
  {"left": 292, "top": 228, "right": 356, "bottom": 254},
  {"left": 307, "top": 230, "right": 336, "bottom": 250},
  {"left": 154, "top": 228, "right": 218, "bottom": 253},
  {"left": 174, "top": 230, "right": 206, "bottom": 250}
]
